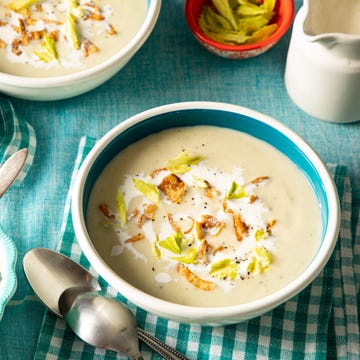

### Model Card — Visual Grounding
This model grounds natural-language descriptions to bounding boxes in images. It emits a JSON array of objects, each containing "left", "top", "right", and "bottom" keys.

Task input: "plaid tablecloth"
[
  {"left": 33, "top": 136, "right": 360, "bottom": 360},
  {"left": 0, "top": 98, "right": 36, "bottom": 184}
]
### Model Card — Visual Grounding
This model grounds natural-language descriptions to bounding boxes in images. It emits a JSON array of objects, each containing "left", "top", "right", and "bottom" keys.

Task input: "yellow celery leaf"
[
  {"left": 262, "top": 0, "right": 277, "bottom": 15},
  {"left": 211, "top": 0, "right": 238, "bottom": 30},
  {"left": 166, "top": 151, "right": 203, "bottom": 175},
  {"left": 254, "top": 228, "right": 266, "bottom": 242},
  {"left": 248, "top": 246, "right": 272, "bottom": 273},
  {"left": 237, "top": 2, "right": 265, "bottom": 16},
  {"left": 8, "top": 0, "right": 40, "bottom": 11},
  {"left": 246, "top": 23, "right": 278, "bottom": 43},
  {"left": 132, "top": 178, "right": 160, "bottom": 205},
  {"left": 171, "top": 247, "right": 198, "bottom": 264},
  {"left": 199, "top": 0, "right": 277, "bottom": 45},
  {"left": 116, "top": 190, "right": 127, "bottom": 225},
  {"left": 210, "top": 258, "right": 239, "bottom": 280},
  {"left": 159, "top": 232, "right": 183, "bottom": 255},
  {"left": 237, "top": 14, "right": 270, "bottom": 34},
  {"left": 247, "top": 256, "right": 262, "bottom": 274},
  {"left": 192, "top": 175, "right": 209, "bottom": 189},
  {"left": 226, "top": 181, "right": 247, "bottom": 199},
  {"left": 203, "top": 29, "right": 249, "bottom": 45},
  {"left": 200, "top": 4, "right": 234, "bottom": 31},
  {"left": 254, "top": 246, "right": 272, "bottom": 268},
  {"left": 66, "top": 14, "right": 80, "bottom": 50},
  {"left": 103, "top": 221, "right": 121, "bottom": 229},
  {"left": 68, "top": 0, "right": 84, "bottom": 18},
  {"left": 152, "top": 235, "right": 162, "bottom": 260},
  {"left": 34, "top": 33, "right": 58, "bottom": 62}
]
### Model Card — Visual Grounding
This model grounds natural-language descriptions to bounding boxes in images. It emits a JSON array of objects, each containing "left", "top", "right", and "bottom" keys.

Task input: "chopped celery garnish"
[
  {"left": 34, "top": 33, "right": 58, "bottom": 62},
  {"left": 66, "top": 14, "right": 80, "bottom": 50},
  {"left": 159, "top": 232, "right": 183, "bottom": 254},
  {"left": 116, "top": 190, "right": 127, "bottom": 225},
  {"left": 210, "top": 258, "right": 239, "bottom": 280},
  {"left": 199, "top": 0, "right": 278, "bottom": 45},
  {"left": 226, "top": 181, "right": 247, "bottom": 199},
  {"left": 171, "top": 247, "right": 198, "bottom": 264},
  {"left": 132, "top": 178, "right": 160, "bottom": 205},
  {"left": 8, "top": 0, "right": 40, "bottom": 11},
  {"left": 166, "top": 151, "right": 203, "bottom": 175},
  {"left": 68, "top": 0, "right": 84, "bottom": 18}
]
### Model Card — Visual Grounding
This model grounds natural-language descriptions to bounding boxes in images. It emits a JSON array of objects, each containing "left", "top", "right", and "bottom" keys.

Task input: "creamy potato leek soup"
[
  {"left": 87, "top": 126, "right": 322, "bottom": 307},
  {"left": 0, "top": 0, "right": 147, "bottom": 77}
]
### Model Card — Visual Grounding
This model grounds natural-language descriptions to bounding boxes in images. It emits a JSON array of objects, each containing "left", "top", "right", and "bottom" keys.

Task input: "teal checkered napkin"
[
  {"left": 0, "top": 98, "right": 36, "bottom": 185},
  {"left": 34, "top": 137, "right": 360, "bottom": 360}
]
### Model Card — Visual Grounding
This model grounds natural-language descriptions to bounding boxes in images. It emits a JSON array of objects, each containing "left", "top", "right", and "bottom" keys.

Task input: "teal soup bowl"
[{"left": 72, "top": 102, "right": 340, "bottom": 326}]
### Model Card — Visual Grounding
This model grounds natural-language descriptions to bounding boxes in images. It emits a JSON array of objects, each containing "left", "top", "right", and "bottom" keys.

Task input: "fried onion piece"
[
  {"left": 204, "top": 180, "right": 220, "bottom": 198},
  {"left": 250, "top": 176, "right": 270, "bottom": 184},
  {"left": 183, "top": 216, "right": 195, "bottom": 234},
  {"left": 12, "top": 38, "right": 22, "bottom": 55},
  {"left": 125, "top": 233, "right": 145, "bottom": 243},
  {"left": 107, "top": 23, "right": 116, "bottom": 35},
  {"left": 158, "top": 173, "right": 186, "bottom": 203},
  {"left": 176, "top": 264, "right": 215, "bottom": 291},
  {"left": 129, "top": 209, "right": 140, "bottom": 220},
  {"left": 149, "top": 167, "right": 167, "bottom": 178},
  {"left": 198, "top": 239, "right": 211, "bottom": 264},
  {"left": 29, "top": 29, "right": 44, "bottom": 40},
  {"left": 83, "top": 40, "right": 98, "bottom": 57},
  {"left": 144, "top": 203, "right": 157, "bottom": 218},
  {"left": 232, "top": 212, "right": 249, "bottom": 241},
  {"left": 138, "top": 204, "right": 157, "bottom": 228},
  {"left": 167, "top": 212, "right": 181, "bottom": 233},
  {"left": 212, "top": 245, "right": 225, "bottom": 256},
  {"left": 222, "top": 199, "right": 233, "bottom": 214},
  {"left": 99, "top": 203, "right": 115, "bottom": 220},
  {"left": 266, "top": 219, "right": 277, "bottom": 235},
  {"left": 200, "top": 214, "right": 225, "bottom": 236},
  {"left": 195, "top": 221, "right": 204, "bottom": 240},
  {"left": 200, "top": 214, "right": 217, "bottom": 229},
  {"left": 249, "top": 194, "right": 259, "bottom": 204},
  {"left": 212, "top": 222, "right": 225, "bottom": 236}
]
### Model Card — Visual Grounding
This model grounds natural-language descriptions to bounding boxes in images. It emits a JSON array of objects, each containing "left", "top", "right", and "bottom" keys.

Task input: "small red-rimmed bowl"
[{"left": 185, "top": 0, "right": 295, "bottom": 59}]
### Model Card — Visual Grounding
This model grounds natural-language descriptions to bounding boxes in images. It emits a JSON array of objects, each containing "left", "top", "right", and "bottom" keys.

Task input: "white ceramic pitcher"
[{"left": 285, "top": 0, "right": 360, "bottom": 123}]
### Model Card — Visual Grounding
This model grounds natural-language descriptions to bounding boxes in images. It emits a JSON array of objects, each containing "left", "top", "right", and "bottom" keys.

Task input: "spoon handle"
[{"left": 137, "top": 327, "right": 189, "bottom": 360}]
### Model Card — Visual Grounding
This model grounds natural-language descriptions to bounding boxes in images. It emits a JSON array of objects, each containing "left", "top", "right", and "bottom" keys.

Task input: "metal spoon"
[
  {"left": 23, "top": 247, "right": 101, "bottom": 317},
  {"left": 59, "top": 287, "right": 143, "bottom": 360},
  {"left": 23, "top": 248, "right": 189, "bottom": 360}
]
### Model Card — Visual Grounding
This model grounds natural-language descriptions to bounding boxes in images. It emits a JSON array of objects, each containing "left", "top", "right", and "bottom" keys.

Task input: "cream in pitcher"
[{"left": 285, "top": 0, "right": 360, "bottom": 123}]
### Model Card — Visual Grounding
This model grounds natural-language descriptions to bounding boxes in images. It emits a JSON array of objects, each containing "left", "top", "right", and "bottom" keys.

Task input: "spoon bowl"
[
  {"left": 23, "top": 248, "right": 101, "bottom": 317},
  {"left": 59, "top": 289, "right": 142, "bottom": 360}
]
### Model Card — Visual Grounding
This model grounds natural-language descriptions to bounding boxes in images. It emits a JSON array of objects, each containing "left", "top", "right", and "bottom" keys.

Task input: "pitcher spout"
[
  {"left": 285, "top": 0, "right": 360, "bottom": 123},
  {"left": 302, "top": 0, "right": 360, "bottom": 58},
  {"left": 303, "top": 0, "right": 360, "bottom": 37}
]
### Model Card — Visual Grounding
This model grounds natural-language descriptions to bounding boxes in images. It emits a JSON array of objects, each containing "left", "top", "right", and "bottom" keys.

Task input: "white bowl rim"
[
  {"left": 0, "top": 0, "right": 161, "bottom": 88},
  {"left": 72, "top": 101, "right": 340, "bottom": 322}
]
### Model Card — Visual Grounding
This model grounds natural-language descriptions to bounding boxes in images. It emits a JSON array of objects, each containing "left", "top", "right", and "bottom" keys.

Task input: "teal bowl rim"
[
  {"left": 72, "top": 101, "right": 340, "bottom": 324},
  {"left": 0, "top": 225, "right": 17, "bottom": 321}
]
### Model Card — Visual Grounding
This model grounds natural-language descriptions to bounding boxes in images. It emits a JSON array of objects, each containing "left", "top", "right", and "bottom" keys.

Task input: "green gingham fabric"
[
  {"left": 34, "top": 136, "right": 360, "bottom": 360},
  {"left": 0, "top": 98, "right": 36, "bottom": 184}
]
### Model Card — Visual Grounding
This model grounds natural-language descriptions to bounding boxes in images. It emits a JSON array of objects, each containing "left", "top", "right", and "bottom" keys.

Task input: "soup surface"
[
  {"left": 0, "top": 0, "right": 147, "bottom": 77},
  {"left": 87, "top": 126, "right": 322, "bottom": 307}
]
